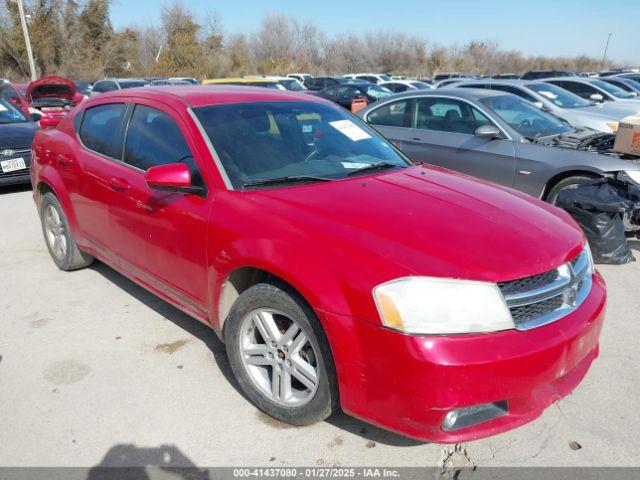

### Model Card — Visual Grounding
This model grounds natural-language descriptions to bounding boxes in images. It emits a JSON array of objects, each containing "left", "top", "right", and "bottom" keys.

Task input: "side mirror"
[
  {"left": 532, "top": 101, "right": 544, "bottom": 110},
  {"left": 145, "top": 163, "right": 199, "bottom": 193},
  {"left": 475, "top": 125, "right": 502, "bottom": 139},
  {"left": 30, "top": 112, "right": 43, "bottom": 122},
  {"left": 590, "top": 93, "right": 604, "bottom": 102},
  {"left": 39, "top": 115, "right": 62, "bottom": 128}
]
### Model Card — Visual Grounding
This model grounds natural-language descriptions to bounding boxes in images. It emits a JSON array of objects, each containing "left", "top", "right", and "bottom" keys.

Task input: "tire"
[
  {"left": 546, "top": 175, "right": 598, "bottom": 205},
  {"left": 40, "top": 191, "right": 93, "bottom": 271},
  {"left": 225, "top": 281, "right": 338, "bottom": 426}
]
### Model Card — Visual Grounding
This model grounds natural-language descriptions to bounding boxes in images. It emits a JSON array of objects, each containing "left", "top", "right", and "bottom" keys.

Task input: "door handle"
[
  {"left": 109, "top": 177, "right": 130, "bottom": 191},
  {"left": 57, "top": 154, "right": 74, "bottom": 167},
  {"left": 410, "top": 137, "right": 426, "bottom": 144}
]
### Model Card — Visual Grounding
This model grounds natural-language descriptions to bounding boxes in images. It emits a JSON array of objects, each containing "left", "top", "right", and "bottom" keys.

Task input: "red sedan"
[{"left": 30, "top": 86, "right": 605, "bottom": 442}]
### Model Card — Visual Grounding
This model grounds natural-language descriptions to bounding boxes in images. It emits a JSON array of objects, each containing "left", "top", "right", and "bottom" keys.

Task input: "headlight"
[
  {"left": 373, "top": 277, "right": 514, "bottom": 335},
  {"left": 606, "top": 122, "right": 619, "bottom": 133},
  {"left": 624, "top": 170, "right": 640, "bottom": 185}
]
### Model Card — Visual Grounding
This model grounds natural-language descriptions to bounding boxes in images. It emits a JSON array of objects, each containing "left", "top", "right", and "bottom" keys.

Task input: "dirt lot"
[{"left": 1, "top": 185, "right": 639, "bottom": 469}]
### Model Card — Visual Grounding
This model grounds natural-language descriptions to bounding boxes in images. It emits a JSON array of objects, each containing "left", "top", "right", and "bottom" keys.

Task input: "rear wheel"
[
  {"left": 225, "top": 282, "right": 338, "bottom": 426},
  {"left": 40, "top": 192, "right": 93, "bottom": 271},
  {"left": 546, "top": 175, "right": 598, "bottom": 205}
]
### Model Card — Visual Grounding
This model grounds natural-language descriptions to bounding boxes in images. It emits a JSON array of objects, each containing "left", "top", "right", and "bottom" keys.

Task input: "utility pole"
[
  {"left": 14, "top": 0, "right": 37, "bottom": 81},
  {"left": 601, "top": 33, "right": 612, "bottom": 69}
]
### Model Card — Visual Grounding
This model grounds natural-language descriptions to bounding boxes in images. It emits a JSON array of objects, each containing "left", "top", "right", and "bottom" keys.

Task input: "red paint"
[
  {"left": 30, "top": 86, "right": 605, "bottom": 442},
  {"left": 145, "top": 163, "right": 192, "bottom": 190},
  {"left": 25, "top": 76, "right": 81, "bottom": 122}
]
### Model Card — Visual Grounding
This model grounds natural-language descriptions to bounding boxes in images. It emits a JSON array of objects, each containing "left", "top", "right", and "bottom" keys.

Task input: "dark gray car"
[{"left": 357, "top": 88, "right": 640, "bottom": 203}]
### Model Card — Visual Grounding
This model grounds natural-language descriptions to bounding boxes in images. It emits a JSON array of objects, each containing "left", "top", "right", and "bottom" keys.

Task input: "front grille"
[
  {"left": 510, "top": 295, "right": 564, "bottom": 323},
  {"left": 498, "top": 248, "right": 593, "bottom": 330},
  {"left": 498, "top": 269, "right": 559, "bottom": 296}
]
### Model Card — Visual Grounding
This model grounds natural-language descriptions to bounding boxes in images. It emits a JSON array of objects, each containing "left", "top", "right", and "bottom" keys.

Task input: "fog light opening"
[{"left": 441, "top": 401, "right": 509, "bottom": 432}]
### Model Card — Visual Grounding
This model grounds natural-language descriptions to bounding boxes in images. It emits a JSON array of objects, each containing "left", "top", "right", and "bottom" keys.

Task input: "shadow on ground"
[
  {"left": 0, "top": 184, "right": 32, "bottom": 195},
  {"left": 86, "top": 444, "right": 209, "bottom": 479},
  {"left": 90, "top": 261, "right": 424, "bottom": 447}
]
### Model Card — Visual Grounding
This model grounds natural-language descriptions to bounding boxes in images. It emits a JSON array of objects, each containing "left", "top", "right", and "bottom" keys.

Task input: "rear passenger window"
[
  {"left": 79, "top": 103, "right": 126, "bottom": 158},
  {"left": 124, "top": 105, "right": 192, "bottom": 171}
]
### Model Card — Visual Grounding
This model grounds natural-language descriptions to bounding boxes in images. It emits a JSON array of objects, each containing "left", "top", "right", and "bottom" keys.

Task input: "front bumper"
[
  {"left": 0, "top": 152, "right": 32, "bottom": 186},
  {"left": 321, "top": 272, "right": 606, "bottom": 443}
]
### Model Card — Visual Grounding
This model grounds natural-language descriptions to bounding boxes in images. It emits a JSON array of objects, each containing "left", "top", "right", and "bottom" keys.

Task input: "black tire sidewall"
[
  {"left": 547, "top": 176, "right": 597, "bottom": 205},
  {"left": 225, "top": 282, "right": 338, "bottom": 426},
  {"left": 40, "top": 192, "right": 76, "bottom": 270}
]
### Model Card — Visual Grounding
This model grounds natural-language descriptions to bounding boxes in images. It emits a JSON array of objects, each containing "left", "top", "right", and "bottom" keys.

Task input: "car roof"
[
  {"left": 203, "top": 77, "right": 278, "bottom": 84},
  {"left": 85, "top": 85, "right": 325, "bottom": 109},
  {"left": 385, "top": 88, "right": 507, "bottom": 101}
]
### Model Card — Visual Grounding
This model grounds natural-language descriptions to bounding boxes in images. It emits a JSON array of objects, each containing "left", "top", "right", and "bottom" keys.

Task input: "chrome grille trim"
[{"left": 499, "top": 248, "right": 593, "bottom": 331}]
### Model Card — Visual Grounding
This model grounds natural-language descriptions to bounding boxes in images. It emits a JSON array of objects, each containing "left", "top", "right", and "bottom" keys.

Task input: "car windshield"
[
  {"left": 527, "top": 83, "right": 591, "bottom": 108},
  {"left": 193, "top": 100, "right": 410, "bottom": 189},
  {"left": 590, "top": 79, "right": 634, "bottom": 98},
  {"left": 364, "top": 84, "right": 392, "bottom": 99},
  {"left": 410, "top": 81, "right": 431, "bottom": 89},
  {"left": 119, "top": 81, "right": 147, "bottom": 89},
  {"left": 378, "top": 74, "right": 391, "bottom": 82},
  {"left": 0, "top": 99, "right": 28, "bottom": 124},
  {"left": 246, "top": 82, "right": 283, "bottom": 90},
  {"left": 480, "top": 94, "right": 572, "bottom": 138}
]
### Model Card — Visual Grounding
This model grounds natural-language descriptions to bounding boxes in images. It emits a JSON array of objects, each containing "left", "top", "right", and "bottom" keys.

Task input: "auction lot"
[{"left": 1, "top": 184, "right": 640, "bottom": 469}]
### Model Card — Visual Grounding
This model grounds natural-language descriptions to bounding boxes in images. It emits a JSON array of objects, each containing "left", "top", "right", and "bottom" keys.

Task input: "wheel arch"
[
  {"left": 34, "top": 171, "right": 82, "bottom": 241},
  {"left": 541, "top": 169, "right": 602, "bottom": 200}
]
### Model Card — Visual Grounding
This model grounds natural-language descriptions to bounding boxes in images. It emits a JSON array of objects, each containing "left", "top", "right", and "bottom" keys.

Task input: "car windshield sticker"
[
  {"left": 538, "top": 90, "right": 557, "bottom": 100},
  {"left": 341, "top": 162, "right": 370, "bottom": 169},
  {"left": 329, "top": 120, "right": 371, "bottom": 141},
  {"left": 302, "top": 124, "right": 313, "bottom": 133}
]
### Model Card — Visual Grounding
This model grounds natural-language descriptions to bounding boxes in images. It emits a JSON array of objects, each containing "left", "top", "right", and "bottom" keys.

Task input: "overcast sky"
[{"left": 110, "top": 0, "right": 640, "bottom": 66}]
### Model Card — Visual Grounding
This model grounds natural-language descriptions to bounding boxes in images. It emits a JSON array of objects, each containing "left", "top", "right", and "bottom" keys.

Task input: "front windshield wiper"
[
  {"left": 243, "top": 176, "right": 333, "bottom": 188},
  {"left": 345, "top": 161, "right": 401, "bottom": 176}
]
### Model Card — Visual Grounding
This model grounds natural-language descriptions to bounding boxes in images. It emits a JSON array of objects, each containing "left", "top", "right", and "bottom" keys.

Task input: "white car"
[
  {"left": 287, "top": 73, "right": 313, "bottom": 84},
  {"left": 343, "top": 73, "right": 392, "bottom": 84},
  {"left": 545, "top": 77, "right": 640, "bottom": 109},
  {"left": 454, "top": 79, "right": 639, "bottom": 133},
  {"left": 379, "top": 80, "right": 434, "bottom": 94}
]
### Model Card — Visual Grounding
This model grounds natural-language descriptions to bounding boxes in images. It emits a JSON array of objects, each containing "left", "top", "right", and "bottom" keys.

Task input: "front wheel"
[
  {"left": 545, "top": 175, "right": 598, "bottom": 205},
  {"left": 225, "top": 282, "right": 338, "bottom": 426}
]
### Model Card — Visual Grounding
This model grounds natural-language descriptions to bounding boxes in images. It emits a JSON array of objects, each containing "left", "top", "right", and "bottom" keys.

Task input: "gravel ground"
[{"left": 1, "top": 185, "right": 639, "bottom": 470}]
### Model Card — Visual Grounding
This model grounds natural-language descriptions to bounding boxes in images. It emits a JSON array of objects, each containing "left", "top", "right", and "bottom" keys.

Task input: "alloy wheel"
[{"left": 238, "top": 308, "right": 319, "bottom": 407}]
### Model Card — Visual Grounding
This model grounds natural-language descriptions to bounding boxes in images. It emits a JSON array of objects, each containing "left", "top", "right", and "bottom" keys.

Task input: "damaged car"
[
  {"left": 358, "top": 88, "right": 640, "bottom": 206},
  {"left": 26, "top": 75, "right": 83, "bottom": 123}
]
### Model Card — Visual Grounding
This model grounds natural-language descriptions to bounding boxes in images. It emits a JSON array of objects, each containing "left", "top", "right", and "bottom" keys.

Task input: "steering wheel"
[
  {"left": 516, "top": 118, "right": 532, "bottom": 131},
  {"left": 302, "top": 148, "right": 321, "bottom": 163}
]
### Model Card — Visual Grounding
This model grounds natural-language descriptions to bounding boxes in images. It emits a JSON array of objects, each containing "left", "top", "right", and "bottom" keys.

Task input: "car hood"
[
  {"left": 251, "top": 165, "right": 584, "bottom": 282},
  {"left": 26, "top": 76, "right": 77, "bottom": 102},
  {"left": 583, "top": 103, "right": 640, "bottom": 119},
  {"left": 0, "top": 121, "right": 38, "bottom": 150}
]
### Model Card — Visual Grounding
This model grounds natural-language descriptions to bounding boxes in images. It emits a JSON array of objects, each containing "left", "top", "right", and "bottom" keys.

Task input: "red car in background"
[
  {"left": 30, "top": 86, "right": 605, "bottom": 442},
  {"left": 0, "top": 82, "right": 32, "bottom": 118},
  {"left": 25, "top": 75, "right": 83, "bottom": 122}
]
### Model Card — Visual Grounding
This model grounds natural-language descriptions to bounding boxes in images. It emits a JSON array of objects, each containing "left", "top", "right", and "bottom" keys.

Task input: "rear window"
[
  {"left": 79, "top": 103, "right": 126, "bottom": 158},
  {"left": 119, "top": 81, "right": 147, "bottom": 89}
]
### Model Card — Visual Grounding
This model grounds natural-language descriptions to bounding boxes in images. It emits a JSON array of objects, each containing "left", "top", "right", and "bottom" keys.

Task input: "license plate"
[{"left": 1, "top": 157, "right": 26, "bottom": 173}]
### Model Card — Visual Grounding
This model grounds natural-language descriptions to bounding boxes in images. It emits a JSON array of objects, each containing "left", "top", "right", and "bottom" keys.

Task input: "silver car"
[
  {"left": 452, "top": 79, "right": 636, "bottom": 133},
  {"left": 544, "top": 77, "right": 640, "bottom": 109},
  {"left": 357, "top": 88, "right": 640, "bottom": 203}
]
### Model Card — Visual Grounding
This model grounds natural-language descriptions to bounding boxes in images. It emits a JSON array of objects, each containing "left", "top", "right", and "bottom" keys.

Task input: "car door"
[
  {"left": 107, "top": 101, "right": 211, "bottom": 317},
  {"left": 74, "top": 102, "right": 129, "bottom": 252},
  {"left": 391, "top": 96, "right": 516, "bottom": 187}
]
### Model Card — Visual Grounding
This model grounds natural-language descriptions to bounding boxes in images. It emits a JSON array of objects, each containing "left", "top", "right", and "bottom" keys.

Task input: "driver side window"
[
  {"left": 414, "top": 98, "right": 494, "bottom": 135},
  {"left": 124, "top": 105, "right": 204, "bottom": 188}
]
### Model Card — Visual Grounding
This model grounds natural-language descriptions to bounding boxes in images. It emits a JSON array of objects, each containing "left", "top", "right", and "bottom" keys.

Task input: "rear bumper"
[{"left": 321, "top": 272, "right": 606, "bottom": 443}]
